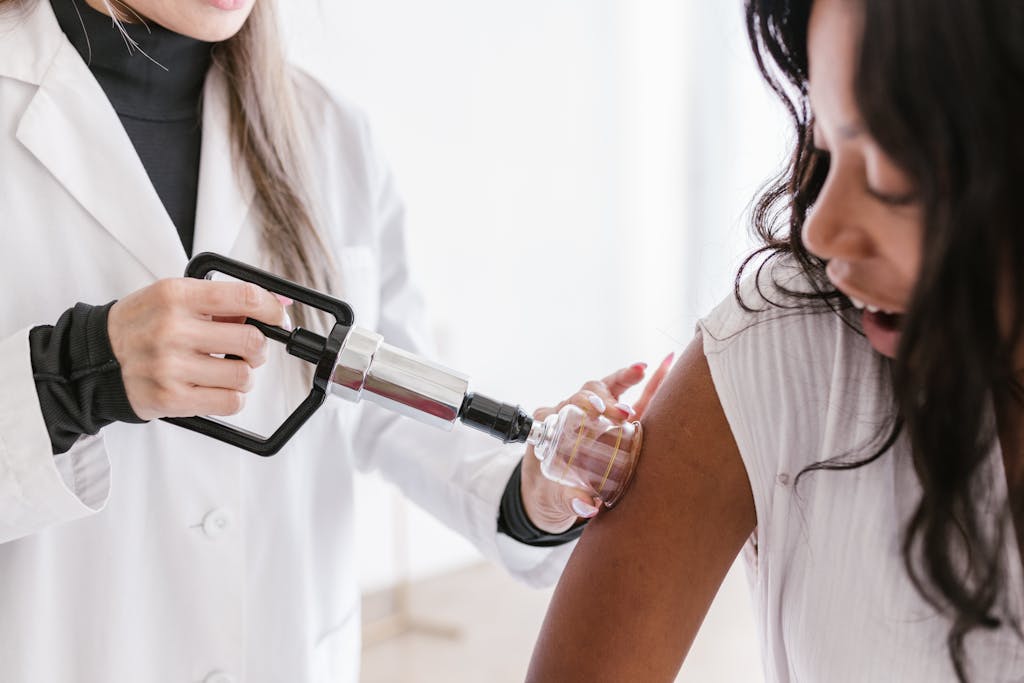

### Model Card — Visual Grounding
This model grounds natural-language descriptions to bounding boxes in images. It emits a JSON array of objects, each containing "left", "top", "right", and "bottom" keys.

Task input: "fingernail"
[
  {"left": 571, "top": 499, "right": 599, "bottom": 518},
  {"left": 615, "top": 402, "right": 633, "bottom": 417},
  {"left": 661, "top": 352, "right": 675, "bottom": 367},
  {"left": 588, "top": 394, "right": 606, "bottom": 413},
  {"left": 274, "top": 294, "right": 294, "bottom": 306},
  {"left": 282, "top": 311, "right": 294, "bottom": 331},
  {"left": 631, "top": 362, "right": 648, "bottom": 372}
]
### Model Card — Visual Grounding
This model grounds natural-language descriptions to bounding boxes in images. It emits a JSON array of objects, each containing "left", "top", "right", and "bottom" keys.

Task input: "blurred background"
[{"left": 280, "top": 1, "right": 791, "bottom": 680}]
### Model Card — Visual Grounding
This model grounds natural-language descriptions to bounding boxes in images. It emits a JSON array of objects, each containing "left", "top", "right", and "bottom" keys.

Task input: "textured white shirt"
[{"left": 698, "top": 259, "right": 1024, "bottom": 682}]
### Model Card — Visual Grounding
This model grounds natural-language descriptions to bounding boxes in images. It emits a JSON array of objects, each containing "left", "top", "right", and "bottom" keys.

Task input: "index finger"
[
  {"left": 632, "top": 352, "right": 675, "bottom": 418},
  {"left": 185, "top": 279, "right": 287, "bottom": 327},
  {"left": 601, "top": 362, "right": 648, "bottom": 399}
]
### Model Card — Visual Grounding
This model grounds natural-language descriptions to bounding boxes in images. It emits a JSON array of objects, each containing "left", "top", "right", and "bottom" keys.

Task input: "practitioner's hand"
[
  {"left": 108, "top": 278, "right": 290, "bottom": 420},
  {"left": 520, "top": 353, "right": 674, "bottom": 533}
]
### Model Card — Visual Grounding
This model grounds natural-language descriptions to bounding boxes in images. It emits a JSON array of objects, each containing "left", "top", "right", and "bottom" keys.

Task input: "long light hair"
[{"left": 215, "top": 1, "right": 337, "bottom": 332}]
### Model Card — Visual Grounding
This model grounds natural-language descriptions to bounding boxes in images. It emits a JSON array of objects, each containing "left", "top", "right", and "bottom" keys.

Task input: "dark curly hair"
[{"left": 742, "top": 0, "right": 1024, "bottom": 679}]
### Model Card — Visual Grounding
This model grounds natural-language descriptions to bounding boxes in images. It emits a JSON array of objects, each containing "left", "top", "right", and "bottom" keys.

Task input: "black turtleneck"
[
  {"left": 50, "top": 0, "right": 212, "bottom": 253},
  {"left": 30, "top": 0, "right": 213, "bottom": 454}
]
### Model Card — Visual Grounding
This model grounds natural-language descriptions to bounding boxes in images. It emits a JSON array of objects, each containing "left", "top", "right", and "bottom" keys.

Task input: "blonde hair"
[{"left": 215, "top": 1, "right": 337, "bottom": 332}]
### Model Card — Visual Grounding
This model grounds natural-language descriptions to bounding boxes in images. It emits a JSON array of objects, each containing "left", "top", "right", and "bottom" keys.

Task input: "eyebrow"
[
  {"left": 807, "top": 90, "right": 867, "bottom": 140},
  {"left": 838, "top": 122, "right": 864, "bottom": 139},
  {"left": 811, "top": 119, "right": 865, "bottom": 147}
]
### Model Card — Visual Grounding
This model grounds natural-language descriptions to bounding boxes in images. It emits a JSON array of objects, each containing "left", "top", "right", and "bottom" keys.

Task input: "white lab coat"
[{"left": 0, "top": 3, "right": 571, "bottom": 682}]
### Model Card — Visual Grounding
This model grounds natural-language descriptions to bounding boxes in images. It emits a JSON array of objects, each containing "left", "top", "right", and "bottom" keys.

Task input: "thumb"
[{"left": 561, "top": 487, "right": 601, "bottom": 520}]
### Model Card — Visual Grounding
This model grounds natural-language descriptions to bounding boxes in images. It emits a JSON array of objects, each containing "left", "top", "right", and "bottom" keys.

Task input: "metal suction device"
[{"left": 163, "top": 253, "right": 533, "bottom": 456}]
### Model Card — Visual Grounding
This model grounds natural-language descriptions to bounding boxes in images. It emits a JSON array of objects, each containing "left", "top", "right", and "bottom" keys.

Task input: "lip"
[
  {"left": 204, "top": 0, "right": 247, "bottom": 9},
  {"left": 825, "top": 261, "right": 905, "bottom": 314},
  {"left": 845, "top": 293, "right": 905, "bottom": 315},
  {"left": 861, "top": 308, "right": 902, "bottom": 358}
]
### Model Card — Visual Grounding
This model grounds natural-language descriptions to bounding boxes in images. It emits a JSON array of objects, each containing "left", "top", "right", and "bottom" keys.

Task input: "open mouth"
[
  {"left": 866, "top": 309, "right": 903, "bottom": 331},
  {"left": 847, "top": 296, "right": 905, "bottom": 357},
  {"left": 859, "top": 307, "right": 904, "bottom": 358}
]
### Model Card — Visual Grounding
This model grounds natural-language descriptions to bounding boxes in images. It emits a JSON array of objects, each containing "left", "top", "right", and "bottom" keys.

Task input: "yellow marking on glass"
[
  {"left": 596, "top": 425, "right": 624, "bottom": 495},
  {"left": 559, "top": 417, "right": 588, "bottom": 484}
]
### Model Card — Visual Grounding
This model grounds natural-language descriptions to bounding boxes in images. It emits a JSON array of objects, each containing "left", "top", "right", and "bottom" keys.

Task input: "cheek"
[
  {"left": 880, "top": 221, "right": 923, "bottom": 288},
  {"left": 861, "top": 151, "right": 919, "bottom": 272}
]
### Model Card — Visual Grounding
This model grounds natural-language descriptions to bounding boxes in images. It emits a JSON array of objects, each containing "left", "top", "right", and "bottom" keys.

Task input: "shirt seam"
[
  {"left": 115, "top": 109, "right": 199, "bottom": 123},
  {"left": 32, "top": 358, "right": 120, "bottom": 384}
]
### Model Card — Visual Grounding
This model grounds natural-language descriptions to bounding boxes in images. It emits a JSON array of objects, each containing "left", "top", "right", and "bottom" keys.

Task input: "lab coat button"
[
  {"left": 201, "top": 508, "right": 233, "bottom": 538},
  {"left": 203, "top": 672, "right": 235, "bottom": 683}
]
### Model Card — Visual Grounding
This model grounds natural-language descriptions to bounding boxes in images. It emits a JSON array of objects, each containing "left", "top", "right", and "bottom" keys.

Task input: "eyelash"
[
  {"left": 809, "top": 146, "right": 918, "bottom": 207},
  {"left": 867, "top": 186, "right": 919, "bottom": 207}
]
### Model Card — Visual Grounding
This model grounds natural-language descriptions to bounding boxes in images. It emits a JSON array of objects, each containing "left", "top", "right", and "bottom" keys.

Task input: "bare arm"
[{"left": 526, "top": 332, "right": 755, "bottom": 681}]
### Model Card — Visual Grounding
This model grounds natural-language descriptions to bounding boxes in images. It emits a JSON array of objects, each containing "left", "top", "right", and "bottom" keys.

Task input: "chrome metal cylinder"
[{"left": 327, "top": 326, "right": 470, "bottom": 430}]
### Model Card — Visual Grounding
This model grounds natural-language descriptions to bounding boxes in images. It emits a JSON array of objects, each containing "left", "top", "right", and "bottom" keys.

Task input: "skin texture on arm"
[{"left": 526, "top": 332, "right": 755, "bottom": 682}]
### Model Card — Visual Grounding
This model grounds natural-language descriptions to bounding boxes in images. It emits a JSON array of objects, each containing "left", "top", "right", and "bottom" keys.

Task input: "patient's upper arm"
[{"left": 527, "top": 331, "right": 755, "bottom": 682}]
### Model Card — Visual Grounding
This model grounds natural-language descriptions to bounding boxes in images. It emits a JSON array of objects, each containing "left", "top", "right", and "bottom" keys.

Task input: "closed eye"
[{"left": 866, "top": 185, "right": 919, "bottom": 207}]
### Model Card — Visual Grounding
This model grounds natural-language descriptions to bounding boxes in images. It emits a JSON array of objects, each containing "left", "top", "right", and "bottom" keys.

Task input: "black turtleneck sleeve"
[
  {"left": 30, "top": 303, "right": 145, "bottom": 453},
  {"left": 32, "top": 0, "right": 211, "bottom": 453},
  {"left": 497, "top": 459, "right": 586, "bottom": 546}
]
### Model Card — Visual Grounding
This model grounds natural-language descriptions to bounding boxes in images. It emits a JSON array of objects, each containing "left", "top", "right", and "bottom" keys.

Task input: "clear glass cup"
[{"left": 527, "top": 404, "right": 643, "bottom": 508}]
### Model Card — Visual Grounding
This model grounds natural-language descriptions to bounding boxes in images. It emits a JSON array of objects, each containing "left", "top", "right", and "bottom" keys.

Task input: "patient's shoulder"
[
  {"left": 697, "top": 255, "right": 876, "bottom": 390},
  {"left": 696, "top": 254, "right": 890, "bottom": 503},
  {"left": 699, "top": 255, "right": 844, "bottom": 355}
]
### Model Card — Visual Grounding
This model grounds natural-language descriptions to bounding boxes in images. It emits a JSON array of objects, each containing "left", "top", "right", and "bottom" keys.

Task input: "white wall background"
[{"left": 279, "top": 0, "right": 790, "bottom": 643}]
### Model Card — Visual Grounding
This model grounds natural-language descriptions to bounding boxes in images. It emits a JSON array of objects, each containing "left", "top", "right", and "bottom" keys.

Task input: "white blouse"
[{"left": 698, "top": 258, "right": 1024, "bottom": 682}]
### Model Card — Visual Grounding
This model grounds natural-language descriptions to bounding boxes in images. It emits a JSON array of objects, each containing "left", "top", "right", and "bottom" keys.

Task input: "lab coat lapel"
[
  {"left": 13, "top": 38, "right": 188, "bottom": 280},
  {"left": 191, "top": 66, "right": 254, "bottom": 259}
]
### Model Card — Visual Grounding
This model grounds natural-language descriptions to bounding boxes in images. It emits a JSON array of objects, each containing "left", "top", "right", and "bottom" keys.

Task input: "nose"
[{"left": 802, "top": 170, "right": 874, "bottom": 262}]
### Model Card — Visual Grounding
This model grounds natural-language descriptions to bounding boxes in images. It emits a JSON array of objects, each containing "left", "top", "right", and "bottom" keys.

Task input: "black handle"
[{"left": 162, "top": 252, "right": 355, "bottom": 456}]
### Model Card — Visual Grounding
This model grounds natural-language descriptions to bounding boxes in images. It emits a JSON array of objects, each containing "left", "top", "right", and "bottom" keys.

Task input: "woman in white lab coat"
[{"left": 0, "top": 1, "right": 663, "bottom": 681}]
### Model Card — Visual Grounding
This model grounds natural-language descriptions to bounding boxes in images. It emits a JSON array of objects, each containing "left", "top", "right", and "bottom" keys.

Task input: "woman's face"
[
  {"left": 85, "top": 0, "right": 255, "bottom": 42},
  {"left": 803, "top": 0, "right": 922, "bottom": 358}
]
